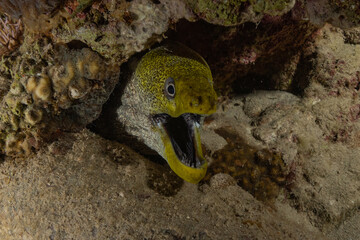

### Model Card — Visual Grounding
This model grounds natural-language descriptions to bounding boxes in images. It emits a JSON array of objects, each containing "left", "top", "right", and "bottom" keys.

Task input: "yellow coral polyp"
[
  {"left": 26, "top": 76, "right": 37, "bottom": 93},
  {"left": 24, "top": 74, "right": 53, "bottom": 103},
  {"left": 64, "top": 61, "right": 75, "bottom": 85},
  {"left": 88, "top": 61, "right": 99, "bottom": 79},
  {"left": 24, "top": 107, "right": 43, "bottom": 125},
  {"left": 52, "top": 61, "right": 76, "bottom": 93},
  {"left": 77, "top": 58, "right": 85, "bottom": 75},
  {"left": 5, "top": 134, "right": 31, "bottom": 156},
  {"left": 33, "top": 75, "right": 52, "bottom": 102}
]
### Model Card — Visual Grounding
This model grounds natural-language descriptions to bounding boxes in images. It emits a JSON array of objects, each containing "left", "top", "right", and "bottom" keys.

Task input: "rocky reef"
[
  {"left": 0, "top": 38, "right": 119, "bottom": 156},
  {"left": 0, "top": 0, "right": 360, "bottom": 239}
]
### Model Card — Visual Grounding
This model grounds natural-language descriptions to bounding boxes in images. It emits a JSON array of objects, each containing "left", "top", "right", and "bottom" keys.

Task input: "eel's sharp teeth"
[{"left": 152, "top": 113, "right": 205, "bottom": 168}]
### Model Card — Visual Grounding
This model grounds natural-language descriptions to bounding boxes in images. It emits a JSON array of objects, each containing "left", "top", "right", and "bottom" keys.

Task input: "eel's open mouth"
[{"left": 152, "top": 113, "right": 207, "bottom": 183}]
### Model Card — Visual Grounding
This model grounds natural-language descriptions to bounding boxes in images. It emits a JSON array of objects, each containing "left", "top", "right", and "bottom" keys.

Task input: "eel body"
[{"left": 117, "top": 42, "right": 217, "bottom": 183}]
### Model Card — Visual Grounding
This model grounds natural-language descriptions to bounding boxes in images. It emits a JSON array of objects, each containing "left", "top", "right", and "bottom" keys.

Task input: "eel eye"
[{"left": 165, "top": 77, "right": 175, "bottom": 98}]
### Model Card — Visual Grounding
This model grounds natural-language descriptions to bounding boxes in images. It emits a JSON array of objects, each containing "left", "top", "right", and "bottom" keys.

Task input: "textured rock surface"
[
  {"left": 305, "top": 0, "right": 360, "bottom": 29},
  {"left": 185, "top": 0, "right": 360, "bottom": 28},
  {"left": 0, "top": 130, "right": 323, "bottom": 239},
  {"left": 200, "top": 23, "right": 360, "bottom": 235},
  {"left": 52, "top": 0, "right": 195, "bottom": 64},
  {"left": 184, "top": 0, "right": 296, "bottom": 26}
]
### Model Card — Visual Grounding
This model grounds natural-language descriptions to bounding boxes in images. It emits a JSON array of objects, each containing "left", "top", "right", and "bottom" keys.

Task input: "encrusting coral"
[
  {"left": 203, "top": 128, "right": 288, "bottom": 201},
  {"left": 0, "top": 39, "right": 119, "bottom": 156},
  {"left": 52, "top": 0, "right": 195, "bottom": 64},
  {"left": 184, "top": 0, "right": 296, "bottom": 26}
]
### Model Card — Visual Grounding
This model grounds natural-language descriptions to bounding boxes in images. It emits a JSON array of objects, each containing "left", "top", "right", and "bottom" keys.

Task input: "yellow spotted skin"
[
  {"left": 123, "top": 42, "right": 217, "bottom": 183},
  {"left": 135, "top": 43, "right": 217, "bottom": 117}
]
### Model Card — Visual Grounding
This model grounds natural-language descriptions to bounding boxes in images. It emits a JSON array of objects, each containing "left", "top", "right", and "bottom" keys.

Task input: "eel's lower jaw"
[{"left": 152, "top": 113, "right": 207, "bottom": 184}]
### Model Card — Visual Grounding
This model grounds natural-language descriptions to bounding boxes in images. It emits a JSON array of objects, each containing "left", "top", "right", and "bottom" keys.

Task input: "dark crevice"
[
  {"left": 94, "top": 35, "right": 104, "bottom": 42},
  {"left": 165, "top": 18, "right": 316, "bottom": 96},
  {"left": 290, "top": 52, "right": 317, "bottom": 95},
  {"left": 66, "top": 40, "right": 89, "bottom": 49},
  {"left": 232, "top": 74, "right": 275, "bottom": 94}
]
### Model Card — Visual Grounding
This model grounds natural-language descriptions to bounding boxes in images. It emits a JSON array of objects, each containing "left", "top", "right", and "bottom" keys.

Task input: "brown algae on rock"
[
  {"left": 203, "top": 127, "right": 288, "bottom": 201},
  {"left": 185, "top": 0, "right": 295, "bottom": 26},
  {"left": 53, "top": 0, "right": 194, "bottom": 64}
]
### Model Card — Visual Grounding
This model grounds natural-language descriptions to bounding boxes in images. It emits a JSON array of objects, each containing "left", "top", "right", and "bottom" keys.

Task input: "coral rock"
[{"left": 0, "top": 41, "right": 120, "bottom": 156}]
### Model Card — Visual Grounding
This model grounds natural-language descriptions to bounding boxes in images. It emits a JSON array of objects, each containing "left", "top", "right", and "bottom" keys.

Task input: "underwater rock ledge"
[{"left": 1, "top": 0, "right": 359, "bottom": 156}]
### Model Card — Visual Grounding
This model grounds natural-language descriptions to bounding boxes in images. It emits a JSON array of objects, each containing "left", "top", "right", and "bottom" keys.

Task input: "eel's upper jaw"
[{"left": 152, "top": 113, "right": 207, "bottom": 184}]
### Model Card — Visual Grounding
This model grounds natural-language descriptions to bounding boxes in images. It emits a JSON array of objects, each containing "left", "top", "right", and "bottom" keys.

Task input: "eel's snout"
[{"left": 179, "top": 90, "right": 217, "bottom": 115}]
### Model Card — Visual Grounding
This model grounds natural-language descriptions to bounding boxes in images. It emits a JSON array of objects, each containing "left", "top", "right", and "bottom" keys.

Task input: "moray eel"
[{"left": 117, "top": 42, "right": 217, "bottom": 183}]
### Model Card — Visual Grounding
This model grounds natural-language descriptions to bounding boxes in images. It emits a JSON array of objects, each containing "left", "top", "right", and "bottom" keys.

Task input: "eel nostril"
[{"left": 197, "top": 96, "right": 203, "bottom": 104}]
